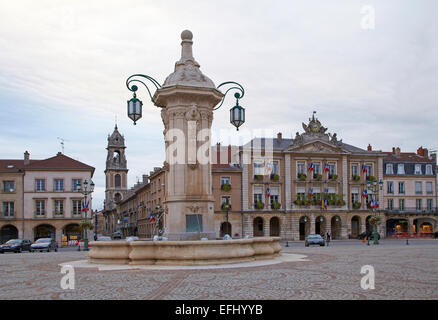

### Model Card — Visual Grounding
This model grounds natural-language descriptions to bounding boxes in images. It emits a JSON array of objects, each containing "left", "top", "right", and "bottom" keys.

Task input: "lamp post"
[
  {"left": 366, "top": 177, "right": 383, "bottom": 245},
  {"left": 76, "top": 179, "right": 94, "bottom": 251}
]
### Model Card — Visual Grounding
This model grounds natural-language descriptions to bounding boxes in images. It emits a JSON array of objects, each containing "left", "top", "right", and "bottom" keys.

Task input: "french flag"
[
  {"left": 308, "top": 188, "right": 313, "bottom": 197},
  {"left": 376, "top": 201, "right": 379, "bottom": 209},
  {"left": 309, "top": 163, "right": 314, "bottom": 171},
  {"left": 266, "top": 188, "right": 271, "bottom": 197},
  {"left": 370, "top": 200, "right": 375, "bottom": 209},
  {"left": 362, "top": 164, "right": 368, "bottom": 174},
  {"left": 362, "top": 190, "right": 368, "bottom": 198},
  {"left": 324, "top": 163, "right": 330, "bottom": 172},
  {"left": 81, "top": 200, "right": 89, "bottom": 212},
  {"left": 149, "top": 214, "right": 156, "bottom": 222}
]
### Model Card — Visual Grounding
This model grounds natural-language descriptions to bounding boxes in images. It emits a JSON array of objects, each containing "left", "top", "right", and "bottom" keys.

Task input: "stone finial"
[{"left": 178, "top": 29, "right": 197, "bottom": 66}]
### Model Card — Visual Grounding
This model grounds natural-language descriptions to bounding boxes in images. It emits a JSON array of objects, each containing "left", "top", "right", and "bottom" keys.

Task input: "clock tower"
[{"left": 104, "top": 125, "right": 128, "bottom": 210}]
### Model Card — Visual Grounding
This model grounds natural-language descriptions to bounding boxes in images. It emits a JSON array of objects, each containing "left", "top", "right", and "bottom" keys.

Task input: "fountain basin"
[{"left": 88, "top": 237, "right": 281, "bottom": 266}]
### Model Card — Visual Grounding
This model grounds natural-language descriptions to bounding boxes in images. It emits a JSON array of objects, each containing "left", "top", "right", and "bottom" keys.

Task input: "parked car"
[
  {"left": 0, "top": 239, "right": 32, "bottom": 253},
  {"left": 112, "top": 231, "right": 122, "bottom": 240},
  {"left": 30, "top": 238, "right": 58, "bottom": 252},
  {"left": 358, "top": 232, "right": 381, "bottom": 240},
  {"left": 305, "top": 234, "right": 325, "bottom": 247},
  {"left": 97, "top": 236, "right": 112, "bottom": 241},
  {"left": 125, "top": 236, "right": 139, "bottom": 242}
]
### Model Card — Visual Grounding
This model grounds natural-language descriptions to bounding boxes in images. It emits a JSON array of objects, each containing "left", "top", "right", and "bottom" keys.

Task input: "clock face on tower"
[{"left": 310, "top": 122, "right": 320, "bottom": 133}]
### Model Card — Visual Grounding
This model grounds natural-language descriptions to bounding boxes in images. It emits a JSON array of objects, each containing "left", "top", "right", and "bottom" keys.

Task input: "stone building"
[
  {"left": 0, "top": 151, "right": 95, "bottom": 244},
  {"left": 383, "top": 146, "right": 437, "bottom": 236}
]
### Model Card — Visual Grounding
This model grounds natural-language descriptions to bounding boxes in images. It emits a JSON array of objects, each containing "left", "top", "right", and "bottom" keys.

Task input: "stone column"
[
  {"left": 342, "top": 156, "right": 348, "bottom": 209},
  {"left": 291, "top": 214, "right": 299, "bottom": 240},
  {"left": 280, "top": 215, "right": 287, "bottom": 239},
  {"left": 242, "top": 163, "right": 249, "bottom": 211},
  {"left": 154, "top": 30, "right": 223, "bottom": 240},
  {"left": 310, "top": 214, "right": 315, "bottom": 234},
  {"left": 285, "top": 154, "right": 291, "bottom": 210},
  {"left": 264, "top": 216, "right": 270, "bottom": 237},
  {"left": 341, "top": 218, "right": 348, "bottom": 239}
]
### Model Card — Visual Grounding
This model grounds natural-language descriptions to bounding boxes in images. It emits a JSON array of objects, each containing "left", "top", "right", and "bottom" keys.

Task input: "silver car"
[
  {"left": 305, "top": 234, "right": 325, "bottom": 247},
  {"left": 30, "top": 238, "right": 58, "bottom": 252}
]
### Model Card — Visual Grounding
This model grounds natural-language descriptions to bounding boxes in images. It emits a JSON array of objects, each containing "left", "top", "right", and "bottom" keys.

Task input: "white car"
[
  {"left": 125, "top": 236, "right": 139, "bottom": 242},
  {"left": 97, "top": 236, "right": 112, "bottom": 241}
]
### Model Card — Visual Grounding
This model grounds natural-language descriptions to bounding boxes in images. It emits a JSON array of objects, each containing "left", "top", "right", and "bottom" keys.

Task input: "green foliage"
[
  {"left": 255, "top": 200, "right": 264, "bottom": 209},
  {"left": 272, "top": 201, "right": 281, "bottom": 210},
  {"left": 314, "top": 173, "right": 322, "bottom": 181},
  {"left": 353, "top": 201, "right": 361, "bottom": 209},
  {"left": 80, "top": 219, "right": 94, "bottom": 231},
  {"left": 254, "top": 174, "right": 263, "bottom": 180},
  {"left": 353, "top": 175, "right": 360, "bottom": 181},
  {"left": 271, "top": 173, "right": 280, "bottom": 181},
  {"left": 298, "top": 173, "right": 307, "bottom": 181},
  {"left": 221, "top": 183, "right": 231, "bottom": 191}
]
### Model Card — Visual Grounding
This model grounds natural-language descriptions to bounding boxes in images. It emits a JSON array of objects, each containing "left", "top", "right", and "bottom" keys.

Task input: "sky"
[{"left": 0, "top": 0, "right": 437, "bottom": 209}]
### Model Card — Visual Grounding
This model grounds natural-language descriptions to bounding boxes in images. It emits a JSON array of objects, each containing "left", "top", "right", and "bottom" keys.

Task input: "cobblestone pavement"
[{"left": 0, "top": 242, "right": 437, "bottom": 300}]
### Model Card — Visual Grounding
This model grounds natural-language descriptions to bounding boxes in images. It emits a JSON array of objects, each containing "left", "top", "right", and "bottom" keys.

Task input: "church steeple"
[{"left": 104, "top": 125, "right": 128, "bottom": 209}]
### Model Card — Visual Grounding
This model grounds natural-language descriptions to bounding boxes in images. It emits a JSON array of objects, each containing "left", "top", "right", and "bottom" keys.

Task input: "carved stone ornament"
[
  {"left": 186, "top": 203, "right": 201, "bottom": 213},
  {"left": 185, "top": 105, "right": 200, "bottom": 121},
  {"left": 163, "top": 161, "right": 169, "bottom": 171}
]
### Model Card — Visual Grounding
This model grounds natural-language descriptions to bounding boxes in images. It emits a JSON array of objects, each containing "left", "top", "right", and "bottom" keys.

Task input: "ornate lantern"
[
  {"left": 127, "top": 86, "right": 143, "bottom": 125},
  {"left": 230, "top": 98, "right": 245, "bottom": 131}
]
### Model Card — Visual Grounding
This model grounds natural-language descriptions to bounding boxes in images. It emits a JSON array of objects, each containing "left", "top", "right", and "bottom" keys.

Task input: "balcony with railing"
[{"left": 385, "top": 207, "right": 438, "bottom": 215}]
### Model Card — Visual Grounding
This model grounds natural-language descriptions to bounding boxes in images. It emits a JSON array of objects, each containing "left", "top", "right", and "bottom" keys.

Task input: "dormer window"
[
  {"left": 414, "top": 164, "right": 422, "bottom": 175},
  {"left": 426, "top": 164, "right": 433, "bottom": 175},
  {"left": 385, "top": 164, "right": 394, "bottom": 175},
  {"left": 397, "top": 164, "right": 405, "bottom": 175}
]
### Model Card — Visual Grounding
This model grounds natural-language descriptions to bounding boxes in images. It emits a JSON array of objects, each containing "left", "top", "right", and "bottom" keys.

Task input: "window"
[
  {"left": 54, "top": 179, "right": 64, "bottom": 191},
  {"left": 254, "top": 162, "right": 264, "bottom": 176},
  {"left": 328, "top": 163, "right": 336, "bottom": 175},
  {"left": 427, "top": 199, "right": 433, "bottom": 211},
  {"left": 35, "top": 179, "right": 45, "bottom": 191},
  {"left": 269, "top": 186, "right": 280, "bottom": 208},
  {"left": 253, "top": 185, "right": 263, "bottom": 206},
  {"left": 387, "top": 181, "right": 394, "bottom": 194},
  {"left": 414, "top": 164, "right": 422, "bottom": 175},
  {"left": 3, "top": 181, "right": 14, "bottom": 193},
  {"left": 2, "top": 202, "right": 14, "bottom": 217},
  {"left": 416, "top": 199, "right": 422, "bottom": 210},
  {"left": 297, "top": 162, "right": 306, "bottom": 175},
  {"left": 35, "top": 200, "right": 45, "bottom": 216},
  {"left": 425, "top": 164, "right": 433, "bottom": 175},
  {"left": 54, "top": 200, "right": 64, "bottom": 215},
  {"left": 313, "top": 162, "right": 321, "bottom": 175},
  {"left": 296, "top": 186, "right": 305, "bottom": 201},
  {"left": 386, "top": 164, "right": 394, "bottom": 175},
  {"left": 398, "top": 182, "right": 405, "bottom": 194},
  {"left": 399, "top": 199, "right": 405, "bottom": 211},
  {"left": 351, "top": 187, "right": 359, "bottom": 205},
  {"left": 312, "top": 187, "right": 321, "bottom": 202},
  {"left": 221, "top": 177, "right": 230, "bottom": 186},
  {"left": 115, "top": 174, "right": 121, "bottom": 188},
  {"left": 426, "top": 182, "right": 433, "bottom": 194},
  {"left": 397, "top": 164, "right": 405, "bottom": 175},
  {"left": 72, "top": 179, "right": 82, "bottom": 191},
  {"left": 272, "top": 161, "right": 279, "bottom": 175},
  {"left": 72, "top": 200, "right": 81, "bottom": 215},
  {"left": 158, "top": 179, "right": 161, "bottom": 191},
  {"left": 365, "top": 164, "right": 373, "bottom": 178},
  {"left": 351, "top": 164, "right": 359, "bottom": 178},
  {"left": 387, "top": 199, "right": 394, "bottom": 210},
  {"left": 221, "top": 196, "right": 231, "bottom": 209},
  {"left": 415, "top": 182, "right": 422, "bottom": 194}
]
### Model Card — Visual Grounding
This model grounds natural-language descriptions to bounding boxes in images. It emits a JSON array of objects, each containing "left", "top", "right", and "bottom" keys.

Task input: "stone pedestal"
[{"left": 153, "top": 30, "right": 223, "bottom": 240}]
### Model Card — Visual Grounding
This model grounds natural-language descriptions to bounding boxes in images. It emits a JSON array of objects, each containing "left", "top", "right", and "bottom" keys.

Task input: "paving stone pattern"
[{"left": 0, "top": 243, "right": 437, "bottom": 300}]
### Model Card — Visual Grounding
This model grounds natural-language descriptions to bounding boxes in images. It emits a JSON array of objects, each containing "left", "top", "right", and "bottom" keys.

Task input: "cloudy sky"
[{"left": 0, "top": 0, "right": 437, "bottom": 209}]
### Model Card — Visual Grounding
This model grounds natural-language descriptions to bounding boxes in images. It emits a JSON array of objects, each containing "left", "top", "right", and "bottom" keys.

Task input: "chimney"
[
  {"left": 417, "top": 146, "right": 424, "bottom": 156},
  {"left": 395, "top": 147, "right": 400, "bottom": 156},
  {"left": 216, "top": 142, "right": 221, "bottom": 164},
  {"left": 424, "top": 148, "right": 429, "bottom": 158},
  {"left": 142, "top": 175, "right": 149, "bottom": 183},
  {"left": 228, "top": 145, "right": 231, "bottom": 164},
  {"left": 392, "top": 147, "right": 395, "bottom": 154},
  {"left": 367, "top": 144, "right": 372, "bottom": 151},
  {"left": 24, "top": 151, "right": 30, "bottom": 165},
  {"left": 277, "top": 132, "right": 282, "bottom": 142}
]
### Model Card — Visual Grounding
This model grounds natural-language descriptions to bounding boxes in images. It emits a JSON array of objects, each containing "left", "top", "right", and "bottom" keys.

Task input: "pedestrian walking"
[{"left": 326, "top": 232, "right": 331, "bottom": 246}]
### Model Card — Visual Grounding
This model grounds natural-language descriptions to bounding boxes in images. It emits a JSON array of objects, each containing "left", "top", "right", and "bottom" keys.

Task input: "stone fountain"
[{"left": 89, "top": 30, "right": 281, "bottom": 266}]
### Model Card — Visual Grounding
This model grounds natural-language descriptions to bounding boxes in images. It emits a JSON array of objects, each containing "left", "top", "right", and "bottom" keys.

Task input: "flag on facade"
[
  {"left": 362, "top": 190, "right": 368, "bottom": 198},
  {"left": 308, "top": 163, "right": 314, "bottom": 171},
  {"left": 370, "top": 200, "right": 375, "bottom": 209},
  {"left": 266, "top": 188, "right": 271, "bottom": 197},
  {"left": 81, "top": 200, "right": 89, "bottom": 212},
  {"left": 324, "top": 163, "right": 330, "bottom": 172},
  {"left": 308, "top": 188, "right": 313, "bottom": 197},
  {"left": 149, "top": 214, "right": 156, "bottom": 222},
  {"left": 376, "top": 201, "right": 379, "bottom": 209},
  {"left": 362, "top": 164, "right": 368, "bottom": 174}
]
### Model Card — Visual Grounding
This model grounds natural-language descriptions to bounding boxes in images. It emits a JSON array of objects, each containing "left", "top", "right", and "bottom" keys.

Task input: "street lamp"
[
  {"left": 366, "top": 177, "right": 383, "bottom": 245},
  {"left": 76, "top": 179, "right": 95, "bottom": 251},
  {"left": 125, "top": 75, "right": 246, "bottom": 131}
]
